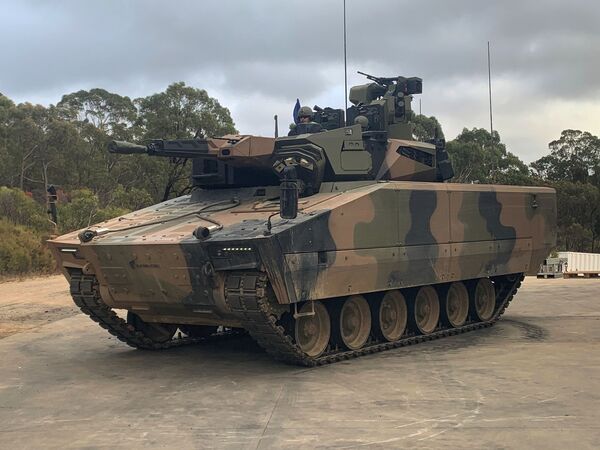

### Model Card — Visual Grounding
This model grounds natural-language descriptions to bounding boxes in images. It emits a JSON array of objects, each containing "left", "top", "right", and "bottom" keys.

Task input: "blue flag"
[{"left": 293, "top": 99, "right": 301, "bottom": 124}]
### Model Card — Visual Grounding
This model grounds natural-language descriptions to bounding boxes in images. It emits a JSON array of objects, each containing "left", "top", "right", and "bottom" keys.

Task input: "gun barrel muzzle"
[{"left": 108, "top": 140, "right": 148, "bottom": 154}]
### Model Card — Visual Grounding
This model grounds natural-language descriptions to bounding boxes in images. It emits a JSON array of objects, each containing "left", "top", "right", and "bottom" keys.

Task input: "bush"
[
  {"left": 0, "top": 219, "right": 55, "bottom": 275},
  {"left": 110, "top": 185, "right": 153, "bottom": 211},
  {"left": 0, "top": 186, "right": 51, "bottom": 232},
  {"left": 58, "top": 189, "right": 129, "bottom": 233}
]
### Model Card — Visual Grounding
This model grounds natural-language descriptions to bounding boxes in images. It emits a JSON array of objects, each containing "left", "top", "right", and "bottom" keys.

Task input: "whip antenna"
[
  {"left": 488, "top": 41, "right": 494, "bottom": 137},
  {"left": 343, "top": 0, "right": 348, "bottom": 116}
]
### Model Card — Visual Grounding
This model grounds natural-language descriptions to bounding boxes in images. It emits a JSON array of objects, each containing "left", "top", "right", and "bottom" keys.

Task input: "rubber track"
[
  {"left": 68, "top": 269, "right": 523, "bottom": 364},
  {"left": 224, "top": 272, "right": 524, "bottom": 366},
  {"left": 69, "top": 271, "right": 242, "bottom": 349}
]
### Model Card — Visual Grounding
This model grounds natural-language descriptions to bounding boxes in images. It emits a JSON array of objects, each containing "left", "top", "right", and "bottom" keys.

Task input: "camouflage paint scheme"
[{"left": 49, "top": 162, "right": 555, "bottom": 327}]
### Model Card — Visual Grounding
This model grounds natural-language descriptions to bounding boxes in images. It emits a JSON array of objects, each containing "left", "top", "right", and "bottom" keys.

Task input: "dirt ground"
[
  {"left": 0, "top": 275, "right": 79, "bottom": 338},
  {"left": 0, "top": 275, "right": 599, "bottom": 449}
]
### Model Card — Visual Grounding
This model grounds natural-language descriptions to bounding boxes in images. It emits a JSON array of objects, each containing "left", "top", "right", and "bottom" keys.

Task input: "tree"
[
  {"left": 135, "top": 82, "right": 237, "bottom": 200},
  {"left": 0, "top": 95, "right": 15, "bottom": 185},
  {"left": 446, "top": 127, "right": 532, "bottom": 185},
  {"left": 58, "top": 189, "right": 128, "bottom": 233},
  {"left": 0, "top": 186, "right": 51, "bottom": 231},
  {"left": 56, "top": 89, "right": 139, "bottom": 198},
  {"left": 0, "top": 85, "right": 239, "bottom": 276},
  {"left": 3, "top": 102, "right": 48, "bottom": 190},
  {"left": 136, "top": 82, "right": 236, "bottom": 139},
  {"left": 56, "top": 88, "right": 137, "bottom": 139},
  {"left": 551, "top": 181, "right": 600, "bottom": 252},
  {"left": 531, "top": 129, "right": 600, "bottom": 187},
  {"left": 411, "top": 114, "right": 444, "bottom": 142}
]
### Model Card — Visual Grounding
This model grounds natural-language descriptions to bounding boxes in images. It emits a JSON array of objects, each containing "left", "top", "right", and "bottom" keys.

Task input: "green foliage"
[
  {"left": 135, "top": 82, "right": 237, "bottom": 201},
  {"left": 528, "top": 130, "right": 600, "bottom": 252},
  {"left": 0, "top": 83, "right": 239, "bottom": 276},
  {"left": 109, "top": 185, "right": 153, "bottom": 211},
  {"left": 551, "top": 180, "right": 600, "bottom": 252},
  {"left": 447, "top": 128, "right": 531, "bottom": 185},
  {"left": 531, "top": 129, "right": 600, "bottom": 187},
  {"left": 57, "top": 88, "right": 137, "bottom": 140},
  {"left": 0, "top": 186, "right": 50, "bottom": 231},
  {"left": 58, "top": 189, "right": 128, "bottom": 233},
  {"left": 0, "top": 219, "right": 55, "bottom": 275},
  {"left": 0, "top": 83, "right": 237, "bottom": 204},
  {"left": 136, "top": 82, "right": 237, "bottom": 140},
  {"left": 411, "top": 114, "right": 444, "bottom": 141}
]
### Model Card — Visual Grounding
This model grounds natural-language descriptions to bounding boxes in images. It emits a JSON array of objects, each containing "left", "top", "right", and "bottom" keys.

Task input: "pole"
[
  {"left": 343, "top": 0, "right": 348, "bottom": 116},
  {"left": 487, "top": 41, "right": 493, "bottom": 137},
  {"left": 419, "top": 98, "right": 422, "bottom": 116}
]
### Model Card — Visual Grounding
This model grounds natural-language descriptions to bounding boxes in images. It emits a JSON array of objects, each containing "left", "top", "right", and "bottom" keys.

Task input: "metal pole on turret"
[
  {"left": 343, "top": 0, "right": 348, "bottom": 117},
  {"left": 487, "top": 41, "right": 494, "bottom": 137}
]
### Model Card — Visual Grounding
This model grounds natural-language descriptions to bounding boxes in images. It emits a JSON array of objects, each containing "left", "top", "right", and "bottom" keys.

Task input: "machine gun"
[
  {"left": 357, "top": 71, "right": 422, "bottom": 95},
  {"left": 357, "top": 71, "right": 399, "bottom": 87},
  {"left": 109, "top": 139, "right": 211, "bottom": 159}
]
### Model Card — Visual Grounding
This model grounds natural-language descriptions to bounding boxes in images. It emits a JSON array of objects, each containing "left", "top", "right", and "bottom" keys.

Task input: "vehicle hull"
[{"left": 49, "top": 181, "right": 556, "bottom": 327}]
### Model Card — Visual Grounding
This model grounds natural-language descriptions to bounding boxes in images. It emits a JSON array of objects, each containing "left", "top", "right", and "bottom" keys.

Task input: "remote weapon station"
[{"left": 49, "top": 73, "right": 556, "bottom": 365}]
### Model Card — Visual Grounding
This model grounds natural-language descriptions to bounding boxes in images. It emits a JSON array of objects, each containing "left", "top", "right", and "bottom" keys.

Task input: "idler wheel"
[
  {"left": 294, "top": 301, "right": 330, "bottom": 358},
  {"left": 413, "top": 286, "right": 440, "bottom": 335},
  {"left": 126, "top": 312, "right": 177, "bottom": 343},
  {"left": 339, "top": 295, "right": 371, "bottom": 350},
  {"left": 378, "top": 290, "right": 407, "bottom": 341},
  {"left": 472, "top": 278, "right": 496, "bottom": 321},
  {"left": 445, "top": 282, "right": 469, "bottom": 327}
]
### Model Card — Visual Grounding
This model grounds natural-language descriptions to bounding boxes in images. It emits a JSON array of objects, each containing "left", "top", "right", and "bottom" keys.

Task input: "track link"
[
  {"left": 69, "top": 270, "right": 241, "bottom": 349},
  {"left": 225, "top": 272, "right": 524, "bottom": 366}
]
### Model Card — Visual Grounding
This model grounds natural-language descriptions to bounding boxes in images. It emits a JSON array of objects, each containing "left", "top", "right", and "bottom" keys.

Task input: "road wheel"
[
  {"left": 127, "top": 312, "right": 177, "bottom": 343},
  {"left": 340, "top": 295, "right": 371, "bottom": 350},
  {"left": 378, "top": 290, "right": 407, "bottom": 341},
  {"left": 472, "top": 278, "right": 495, "bottom": 321},
  {"left": 295, "top": 301, "right": 330, "bottom": 358},
  {"left": 413, "top": 286, "right": 440, "bottom": 335},
  {"left": 445, "top": 282, "right": 469, "bottom": 327}
]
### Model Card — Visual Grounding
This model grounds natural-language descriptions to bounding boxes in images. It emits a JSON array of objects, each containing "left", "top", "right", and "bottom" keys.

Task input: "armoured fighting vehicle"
[{"left": 48, "top": 73, "right": 556, "bottom": 365}]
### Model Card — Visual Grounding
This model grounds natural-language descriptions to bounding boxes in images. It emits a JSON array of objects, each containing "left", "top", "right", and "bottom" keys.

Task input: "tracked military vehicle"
[{"left": 48, "top": 73, "right": 556, "bottom": 365}]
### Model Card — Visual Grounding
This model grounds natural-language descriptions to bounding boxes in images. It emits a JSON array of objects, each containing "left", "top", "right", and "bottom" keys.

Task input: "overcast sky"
[{"left": 1, "top": 0, "right": 598, "bottom": 162}]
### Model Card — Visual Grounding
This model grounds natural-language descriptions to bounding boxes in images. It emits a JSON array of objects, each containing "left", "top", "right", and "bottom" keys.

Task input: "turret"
[
  {"left": 108, "top": 73, "right": 453, "bottom": 202},
  {"left": 272, "top": 72, "right": 454, "bottom": 195},
  {"left": 346, "top": 71, "right": 422, "bottom": 140}
]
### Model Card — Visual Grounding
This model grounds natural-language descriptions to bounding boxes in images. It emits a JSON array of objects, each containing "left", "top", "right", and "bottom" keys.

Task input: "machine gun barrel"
[
  {"left": 357, "top": 71, "right": 397, "bottom": 86},
  {"left": 108, "top": 139, "right": 211, "bottom": 159}
]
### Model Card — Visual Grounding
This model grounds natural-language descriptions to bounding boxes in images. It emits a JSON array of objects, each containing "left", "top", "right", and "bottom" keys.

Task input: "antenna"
[
  {"left": 343, "top": 0, "right": 348, "bottom": 115},
  {"left": 487, "top": 41, "right": 494, "bottom": 137}
]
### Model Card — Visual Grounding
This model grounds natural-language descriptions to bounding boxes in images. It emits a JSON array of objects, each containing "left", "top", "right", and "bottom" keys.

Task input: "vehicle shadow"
[{"left": 69, "top": 314, "right": 548, "bottom": 378}]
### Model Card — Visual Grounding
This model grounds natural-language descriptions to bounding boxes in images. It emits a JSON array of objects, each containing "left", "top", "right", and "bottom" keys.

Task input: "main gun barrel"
[
  {"left": 108, "top": 141, "right": 148, "bottom": 154},
  {"left": 108, "top": 139, "right": 211, "bottom": 159}
]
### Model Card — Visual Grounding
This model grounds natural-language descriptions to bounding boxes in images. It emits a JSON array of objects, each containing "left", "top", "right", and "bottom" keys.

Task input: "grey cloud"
[
  {"left": 1, "top": 0, "right": 599, "bottom": 161},
  {"left": 2, "top": 0, "right": 598, "bottom": 99}
]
